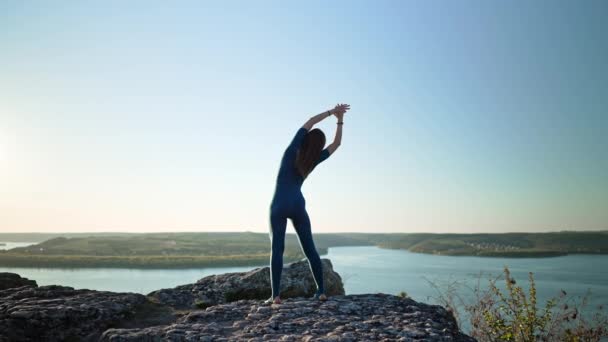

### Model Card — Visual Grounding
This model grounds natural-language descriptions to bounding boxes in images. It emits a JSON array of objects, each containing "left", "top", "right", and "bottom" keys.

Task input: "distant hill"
[
  {"left": 0, "top": 232, "right": 376, "bottom": 268},
  {"left": 0, "top": 231, "right": 606, "bottom": 268},
  {"left": 377, "top": 231, "right": 608, "bottom": 257},
  {"left": 0, "top": 232, "right": 141, "bottom": 243}
]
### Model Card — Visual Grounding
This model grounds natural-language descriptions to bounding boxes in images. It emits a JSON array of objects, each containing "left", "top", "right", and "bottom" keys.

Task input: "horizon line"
[{"left": 1, "top": 229, "right": 607, "bottom": 235}]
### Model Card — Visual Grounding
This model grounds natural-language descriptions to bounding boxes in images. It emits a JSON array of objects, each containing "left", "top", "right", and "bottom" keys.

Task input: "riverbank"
[
  {"left": 0, "top": 253, "right": 290, "bottom": 269},
  {"left": 0, "top": 231, "right": 606, "bottom": 268}
]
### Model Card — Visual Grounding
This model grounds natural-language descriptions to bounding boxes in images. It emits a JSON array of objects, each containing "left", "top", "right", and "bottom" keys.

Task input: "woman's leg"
[
  {"left": 291, "top": 206, "right": 325, "bottom": 295},
  {"left": 269, "top": 209, "right": 287, "bottom": 299}
]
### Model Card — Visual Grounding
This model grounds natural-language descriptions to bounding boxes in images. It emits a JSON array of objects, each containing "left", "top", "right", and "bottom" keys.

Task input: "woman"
[{"left": 266, "top": 103, "right": 350, "bottom": 305}]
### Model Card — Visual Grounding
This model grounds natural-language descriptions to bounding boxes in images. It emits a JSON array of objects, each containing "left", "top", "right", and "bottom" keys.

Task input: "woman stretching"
[{"left": 266, "top": 103, "right": 350, "bottom": 305}]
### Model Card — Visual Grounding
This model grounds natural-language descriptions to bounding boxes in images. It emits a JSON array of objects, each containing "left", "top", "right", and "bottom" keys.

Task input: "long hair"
[{"left": 295, "top": 128, "right": 326, "bottom": 179}]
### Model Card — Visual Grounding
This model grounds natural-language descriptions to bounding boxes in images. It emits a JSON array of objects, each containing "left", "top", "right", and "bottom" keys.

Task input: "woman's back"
[{"left": 274, "top": 127, "right": 330, "bottom": 191}]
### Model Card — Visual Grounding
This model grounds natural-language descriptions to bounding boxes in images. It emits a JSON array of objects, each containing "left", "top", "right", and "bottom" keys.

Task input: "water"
[
  {"left": 0, "top": 265, "right": 261, "bottom": 294},
  {"left": 326, "top": 246, "right": 608, "bottom": 307},
  {"left": 2, "top": 245, "right": 606, "bottom": 335},
  {"left": 326, "top": 246, "right": 608, "bottom": 332},
  {"left": 0, "top": 242, "right": 37, "bottom": 250},
  {"left": 1, "top": 245, "right": 606, "bottom": 309}
]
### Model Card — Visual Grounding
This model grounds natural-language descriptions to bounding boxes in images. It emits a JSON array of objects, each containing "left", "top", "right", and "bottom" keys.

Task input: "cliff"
[{"left": 0, "top": 260, "right": 475, "bottom": 341}]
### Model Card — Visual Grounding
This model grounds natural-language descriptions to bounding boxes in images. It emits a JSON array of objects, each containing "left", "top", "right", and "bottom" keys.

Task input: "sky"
[{"left": 1, "top": 0, "right": 607, "bottom": 234}]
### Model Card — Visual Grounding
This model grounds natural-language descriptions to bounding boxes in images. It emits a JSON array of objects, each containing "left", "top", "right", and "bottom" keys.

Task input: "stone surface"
[
  {"left": 0, "top": 263, "right": 476, "bottom": 342},
  {"left": 0, "top": 272, "right": 37, "bottom": 290},
  {"left": 148, "top": 258, "right": 345, "bottom": 309},
  {"left": 0, "top": 281, "right": 149, "bottom": 342},
  {"left": 101, "top": 293, "right": 475, "bottom": 341}
]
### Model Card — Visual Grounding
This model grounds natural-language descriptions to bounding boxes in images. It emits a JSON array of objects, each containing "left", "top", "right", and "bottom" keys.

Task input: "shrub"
[
  {"left": 397, "top": 291, "right": 409, "bottom": 299},
  {"left": 426, "top": 266, "right": 608, "bottom": 341},
  {"left": 194, "top": 299, "right": 212, "bottom": 309}
]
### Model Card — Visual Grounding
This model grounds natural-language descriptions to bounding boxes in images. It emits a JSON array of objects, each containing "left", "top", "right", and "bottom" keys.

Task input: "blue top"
[{"left": 274, "top": 127, "right": 330, "bottom": 192}]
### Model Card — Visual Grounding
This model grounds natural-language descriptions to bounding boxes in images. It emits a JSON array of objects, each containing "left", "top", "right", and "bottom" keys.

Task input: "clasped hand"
[{"left": 329, "top": 103, "right": 350, "bottom": 120}]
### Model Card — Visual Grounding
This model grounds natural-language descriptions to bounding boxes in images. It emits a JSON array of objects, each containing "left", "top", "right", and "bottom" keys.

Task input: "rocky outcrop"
[
  {"left": 102, "top": 293, "right": 474, "bottom": 341},
  {"left": 0, "top": 272, "right": 37, "bottom": 290},
  {"left": 0, "top": 259, "right": 476, "bottom": 341},
  {"left": 0, "top": 284, "right": 152, "bottom": 342},
  {"left": 149, "top": 258, "right": 344, "bottom": 309}
]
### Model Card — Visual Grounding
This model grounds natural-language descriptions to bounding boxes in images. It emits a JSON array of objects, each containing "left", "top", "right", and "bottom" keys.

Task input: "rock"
[
  {"left": 148, "top": 258, "right": 344, "bottom": 309},
  {"left": 0, "top": 283, "right": 148, "bottom": 342},
  {"left": 0, "top": 263, "right": 475, "bottom": 342},
  {"left": 101, "top": 293, "right": 475, "bottom": 341},
  {"left": 0, "top": 272, "right": 37, "bottom": 290}
]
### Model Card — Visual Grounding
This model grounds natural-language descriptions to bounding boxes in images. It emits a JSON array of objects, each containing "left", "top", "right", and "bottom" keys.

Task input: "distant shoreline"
[
  {"left": 0, "top": 254, "right": 278, "bottom": 269},
  {"left": 380, "top": 245, "right": 570, "bottom": 258},
  {"left": 1, "top": 230, "right": 607, "bottom": 242},
  {"left": 0, "top": 246, "right": 605, "bottom": 269},
  {"left": 0, "top": 231, "right": 606, "bottom": 268}
]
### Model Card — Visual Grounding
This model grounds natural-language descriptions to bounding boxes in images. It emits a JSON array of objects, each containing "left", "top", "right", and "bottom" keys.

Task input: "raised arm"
[
  {"left": 302, "top": 109, "right": 334, "bottom": 131},
  {"left": 326, "top": 104, "right": 349, "bottom": 154},
  {"left": 326, "top": 119, "right": 343, "bottom": 154},
  {"left": 303, "top": 103, "right": 350, "bottom": 131}
]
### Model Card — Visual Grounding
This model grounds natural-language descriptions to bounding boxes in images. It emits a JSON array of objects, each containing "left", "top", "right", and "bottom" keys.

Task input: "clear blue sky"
[{"left": 1, "top": 0, "right": 606, "bottom": 233}]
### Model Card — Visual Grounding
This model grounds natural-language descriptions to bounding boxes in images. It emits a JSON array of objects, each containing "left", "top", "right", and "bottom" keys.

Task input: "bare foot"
[
  {"left": 313, "top": 292, "right": 328, "bottom": 301},
  {"left": 264, "top": 296, "right": 281, "bottom": 305}
]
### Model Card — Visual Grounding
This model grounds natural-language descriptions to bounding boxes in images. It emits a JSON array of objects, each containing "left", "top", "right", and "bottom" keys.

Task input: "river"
[{"left": 1, "top": 244, "right": 606, "bottom": 322}]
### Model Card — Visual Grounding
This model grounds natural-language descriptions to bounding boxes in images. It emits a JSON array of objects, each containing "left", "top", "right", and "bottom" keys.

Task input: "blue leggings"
[{"left": 269, "top": 201, "right": 325, "bottom": 299}]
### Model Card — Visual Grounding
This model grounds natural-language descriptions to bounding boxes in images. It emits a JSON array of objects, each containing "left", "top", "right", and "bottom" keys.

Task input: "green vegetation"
[
  {"left": 194, "top": 299, "right": 212, "bottom": 309},
  {"left": 378, "top": 232, "right": 608, "bottom": 257},
  {"left": 425, "top": 267, "right": 608, "bottom": 341},
  {"left": 397, "top": 291, "right": 409, "bottom": 299},
  {"left": 0, "top": 231, "right": 606, "bottom": 268},
  {"left": 0, "top": 232, "right": 141, "bottom": 243},
  {"left": 0, "top": 232, "right": 376, "bottom": 268},
  {"left": 0, "top": 253, "right": 280, "bottom": 268}
]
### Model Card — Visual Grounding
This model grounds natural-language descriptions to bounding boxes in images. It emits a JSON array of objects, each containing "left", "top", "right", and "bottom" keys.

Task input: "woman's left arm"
[
  {"left": 326, "top": 112, "right": 344, "bottom": 154},
  {"left": 302, "top": 108, "right": 334, "bottom": 131}
]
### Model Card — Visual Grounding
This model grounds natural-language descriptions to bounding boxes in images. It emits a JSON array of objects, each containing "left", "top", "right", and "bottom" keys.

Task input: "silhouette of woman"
[{"left": 266, "top": 103, "right": 350, "bottom": 304}]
